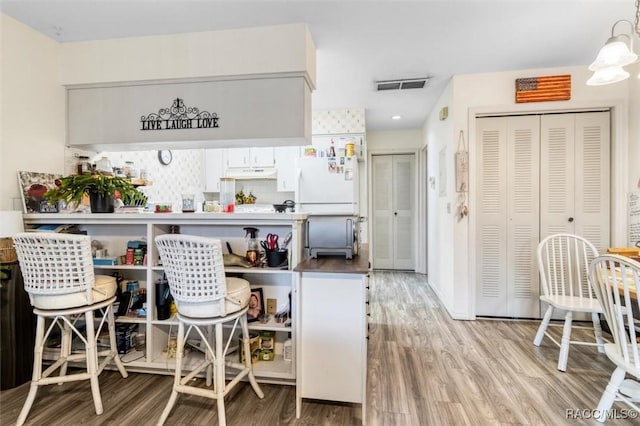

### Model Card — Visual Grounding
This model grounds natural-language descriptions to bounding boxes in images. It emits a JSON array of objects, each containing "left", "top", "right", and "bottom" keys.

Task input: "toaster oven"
[{"left": 305, "top": 215, "right": 359, "bottom": 259}]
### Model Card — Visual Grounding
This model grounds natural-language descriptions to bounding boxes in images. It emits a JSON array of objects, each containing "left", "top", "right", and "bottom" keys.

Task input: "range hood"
[{"left": 225, "top": 167, "right": 277, "bottom": 180}]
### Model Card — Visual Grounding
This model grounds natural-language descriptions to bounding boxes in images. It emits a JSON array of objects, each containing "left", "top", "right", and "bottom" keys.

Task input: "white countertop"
[{"left": 23, "top": 212, "right": 308, "bottom": 225}]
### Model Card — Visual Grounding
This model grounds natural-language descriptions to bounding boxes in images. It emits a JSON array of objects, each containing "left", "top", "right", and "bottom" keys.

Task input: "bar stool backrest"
[
  {"left": 13, "top": 232, "right": 95, "bottom": 305},
  {"left": 155, "top": 234, "right": 228, "bottom": 317}
]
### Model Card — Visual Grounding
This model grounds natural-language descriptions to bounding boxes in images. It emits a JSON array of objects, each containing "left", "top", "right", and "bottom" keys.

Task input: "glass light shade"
[
  {"left": 589, "top": 36, "right": 637, "bottom": 70},
  {"left": 586, "top": 66, "right": 630, "bottom": 86}
]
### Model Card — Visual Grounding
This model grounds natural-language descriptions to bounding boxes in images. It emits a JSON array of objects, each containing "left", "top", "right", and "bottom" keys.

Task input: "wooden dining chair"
[
  {"left": 533, "top": 233, "right": 604, "bottom": 371},
  {"left": 589, "top": 254, "right": 640, "bottom": 422}
]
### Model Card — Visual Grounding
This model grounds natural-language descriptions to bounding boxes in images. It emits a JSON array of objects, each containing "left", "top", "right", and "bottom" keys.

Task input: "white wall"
[
  {"left": 1, "top": 14, "right": 66, "bottom": 210},
  {"left": 424, "top": 65, "right": 633, "bottom": 320}
]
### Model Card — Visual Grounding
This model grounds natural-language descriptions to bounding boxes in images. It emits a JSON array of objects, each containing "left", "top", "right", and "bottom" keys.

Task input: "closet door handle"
[{"left": 568, "top": 217, "right": 574, "bottom": 223}]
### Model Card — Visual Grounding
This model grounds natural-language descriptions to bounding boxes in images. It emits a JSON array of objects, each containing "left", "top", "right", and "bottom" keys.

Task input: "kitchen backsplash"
[
  {"left": 215, "top": 179, "right": 294, "bottom": 205},
  {"left": 65, "top": 147, "right": 205, "bottom": 207}
]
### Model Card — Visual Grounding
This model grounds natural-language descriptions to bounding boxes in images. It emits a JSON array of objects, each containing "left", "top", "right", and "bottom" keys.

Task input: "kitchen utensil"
[
  {"left": 260, "top": 240, "right": 270, "bottom": 252},
  {"left": 282, "top": 232, "right": 292, "bottom": 249},
  {"left": 273, "top": 204, "right": 287, "bottom": 213},
  {"left": 266, "top": 233, "right": 279, "bottom": 250}
]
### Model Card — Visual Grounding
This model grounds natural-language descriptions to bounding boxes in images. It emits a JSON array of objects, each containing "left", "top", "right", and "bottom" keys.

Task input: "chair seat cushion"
[
  {"left": 540, "top": 295, "right": 602, "bottom": 313},
  {"left": 30, "top": 275, "right": 117, "bottom": 310},
  {"left": 177, "top": 277, "right": 251, "bottom": 319}
]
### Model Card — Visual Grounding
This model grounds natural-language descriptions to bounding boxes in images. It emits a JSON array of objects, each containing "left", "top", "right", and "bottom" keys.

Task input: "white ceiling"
[{"left": 1, "top": 0, "right": 634, "bottom": 131}]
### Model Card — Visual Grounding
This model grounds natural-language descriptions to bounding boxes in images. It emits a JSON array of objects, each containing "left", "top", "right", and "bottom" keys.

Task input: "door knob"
[
  {"left": 568, "top": 217, "right": 574, "bottom": 223},
  {"left": 394, "top": 212, "right": 398, "bottom": 216}
]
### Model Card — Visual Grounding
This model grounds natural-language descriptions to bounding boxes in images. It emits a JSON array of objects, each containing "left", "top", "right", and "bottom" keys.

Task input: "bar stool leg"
[
  {"left": 215, "top": 322, "right": 226, "bottom": 426},
  {"left": 206, "top": 324, "right": 214, "bottom": 387},
  {"left": 241, "top": 315, "right": 264, "bottom": 399},
  {"left": 16, "top": 315, "right": 46, "bottom": 426},
  {"left": 59, "top": 316, "right": 72, "bottom": 380},
  {"left": 106, "top": 305, "right": 128, "bottom": 377},
  {"left": 157, "top": 320, "right": 185, "bottom": 426},
  {"left": 85, "top": 310, "right": 104, "bottom": 415}
]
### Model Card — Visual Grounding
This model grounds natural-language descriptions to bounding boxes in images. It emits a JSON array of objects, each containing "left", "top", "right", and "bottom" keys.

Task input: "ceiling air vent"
[{"left": 376, "top": 77, "right": 429, "bottom": 91}]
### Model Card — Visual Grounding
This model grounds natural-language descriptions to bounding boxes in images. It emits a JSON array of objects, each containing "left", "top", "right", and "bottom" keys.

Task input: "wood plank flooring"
[{"left": 1, "top": 271, "right": 638, "bottom": 425}]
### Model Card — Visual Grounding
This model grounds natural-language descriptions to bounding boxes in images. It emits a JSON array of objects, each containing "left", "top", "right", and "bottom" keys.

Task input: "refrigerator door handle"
[
  {"left": 305, "top": 220, "right": 310, "bottom": 248},
  {"left": 346, "top": 218, "right": 353, "bottom": 246}
]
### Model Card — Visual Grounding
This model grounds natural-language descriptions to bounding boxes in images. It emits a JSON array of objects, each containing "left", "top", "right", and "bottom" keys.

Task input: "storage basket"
[{"left": 0, "top": 238, "right": 17, "bottom": 264}]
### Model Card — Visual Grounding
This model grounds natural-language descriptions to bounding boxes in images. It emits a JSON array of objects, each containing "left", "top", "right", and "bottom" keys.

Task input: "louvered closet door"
[
  {"left": 539, "top": 112, "right": 610, "bottom": 252},
  {"left": 476, "top": 117, "right": 509, "bottom": 316},
  {"left": 505, "top": 116, "right": 540, "bottom": 318},
  {"left": 476, "top": 116, "right": 540, "bottom": 317},
  {"left": 372, "top": 155, "right": 394, "bottom": 269},
  {"left": 393, "top": 155, "right": 415, "bottom": 270},
  {"left": 372, "top": 154, "right": 414, "bottom": 270}
]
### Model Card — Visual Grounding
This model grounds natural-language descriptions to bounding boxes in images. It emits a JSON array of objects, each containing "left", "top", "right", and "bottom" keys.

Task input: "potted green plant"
[{"left": 45, "top": 172, "right": 140, "bottom": 213}]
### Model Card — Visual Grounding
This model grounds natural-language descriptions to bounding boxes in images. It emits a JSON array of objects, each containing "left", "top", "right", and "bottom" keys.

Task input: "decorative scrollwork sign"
[{"left": 140, "top": 97, "right": 219, "bottom": 131}]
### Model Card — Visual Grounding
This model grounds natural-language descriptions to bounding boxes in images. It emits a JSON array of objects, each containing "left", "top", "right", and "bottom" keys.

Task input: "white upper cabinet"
[
  {"left": 275, "top": 146, "right": 300, "bottom": 192},
  {"left": 225, "top": 147, "right": 275, "bottom": 168},
  {"left": 204, "top": 149, "right": 226, "bottom": 192}
]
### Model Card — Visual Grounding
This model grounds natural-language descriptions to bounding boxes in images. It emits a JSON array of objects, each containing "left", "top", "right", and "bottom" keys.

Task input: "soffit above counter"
[{"left": 67, "top": 75, "right": 312, "bottom": 150}]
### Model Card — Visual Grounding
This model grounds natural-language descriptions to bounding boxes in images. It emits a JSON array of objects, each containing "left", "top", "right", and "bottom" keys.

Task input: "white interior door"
[{"left": 372, "top": 154, "right": 414, "bottom": 270}]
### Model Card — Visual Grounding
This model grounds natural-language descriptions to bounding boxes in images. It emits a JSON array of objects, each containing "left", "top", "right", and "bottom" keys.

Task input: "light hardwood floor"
[{"left": 1, "top": 271, "right": 638, "bottom": 425}]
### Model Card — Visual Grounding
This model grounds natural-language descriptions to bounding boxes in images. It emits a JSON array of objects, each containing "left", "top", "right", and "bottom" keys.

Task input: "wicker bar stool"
[
  {"left": 155, "top": 234, "right": 264, "bottom": 426},
  {"left": 12, "top": 232, "right": 128, "bottom": 426}
]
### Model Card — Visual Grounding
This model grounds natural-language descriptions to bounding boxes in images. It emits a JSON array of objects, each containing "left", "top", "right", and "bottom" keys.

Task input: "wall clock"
[{"left": 158, "top": 150, "right": 172, "bottom": 165}]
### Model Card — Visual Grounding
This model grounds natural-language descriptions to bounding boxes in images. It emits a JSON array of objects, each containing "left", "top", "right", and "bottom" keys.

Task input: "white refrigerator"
[{"left": 296, "top": 156, "right": 359, "bottom": 214}]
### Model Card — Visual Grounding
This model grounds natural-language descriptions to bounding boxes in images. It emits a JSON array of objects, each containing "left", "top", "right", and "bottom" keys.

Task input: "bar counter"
[{"left": 294, "top": 245, "right": 369, "bottom": 274}]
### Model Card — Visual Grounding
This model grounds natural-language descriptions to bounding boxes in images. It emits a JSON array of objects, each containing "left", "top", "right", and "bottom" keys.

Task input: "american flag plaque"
[{"left": 515, "top": 74, "right": 571, "bottom": 103}]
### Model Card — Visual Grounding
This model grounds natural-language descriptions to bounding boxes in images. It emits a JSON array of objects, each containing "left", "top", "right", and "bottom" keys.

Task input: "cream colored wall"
[
  {"left": 422, "top": 82, "right": 455, "bottom": 314},
  {"left": 0, "top": 18, "right": 316, "bottom": 210},
  {"left": 628, "top": 62, "right": 639, "bottom": 192},
  {"left": 366, "top": 129, "right": 422, "bottom": 269},
  {"left": 366, "top": 129, "right": 421, "bottom": 152},
  {"left": 423, "top": 64, "right": 633, "bottom": 320},
  {"left": 0, "top": 14, "right": 65, "bottom": 210},
  {"left": 59, "top": 23, "right": 315, "bottom": 86}
]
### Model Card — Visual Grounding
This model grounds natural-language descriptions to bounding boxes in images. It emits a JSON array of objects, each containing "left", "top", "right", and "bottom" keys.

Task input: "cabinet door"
[
  {"left": 251, "top": 147, "right": 275, "bottom": 167},
  {"left": 226, "top": 148, "right": 250, "bottom": 167},
  {"left": 204, "top": 149, "right": 226, "bottom": 192},
  {"left": 275, "top": 146, "right": 299, "bottom": 191},
  {"left": 300, "top": 273, "right": 365, "bottom": 403}
]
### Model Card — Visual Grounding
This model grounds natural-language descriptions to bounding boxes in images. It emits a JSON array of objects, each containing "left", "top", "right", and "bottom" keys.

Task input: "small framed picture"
[{"left": 247, "top": 288, "right": 264, "bottom": 323}]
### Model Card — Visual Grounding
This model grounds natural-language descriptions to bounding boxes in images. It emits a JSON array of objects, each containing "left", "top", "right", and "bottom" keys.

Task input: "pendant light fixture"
[{"left": 587, "top": 1, "right": 640, "bottom": 86}]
